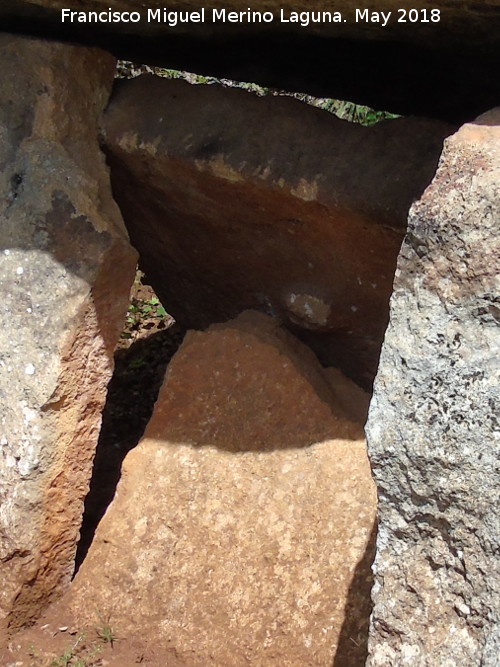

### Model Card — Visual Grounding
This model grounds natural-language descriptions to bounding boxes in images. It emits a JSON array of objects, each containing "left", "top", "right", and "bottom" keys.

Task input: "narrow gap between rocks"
[
  {"left": 74, "top": 270, "right": 185, "bottom": 572},
  {"left": 115, "top": 60, "right": 403, "bottom": 126}
]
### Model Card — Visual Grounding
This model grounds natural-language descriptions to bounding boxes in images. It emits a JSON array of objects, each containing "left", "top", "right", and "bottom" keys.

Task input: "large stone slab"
[
  {"left": 3, "top": 0, "right": 499, "bottom": 47},
  {"left": 67, "top": 311, "right": 377, "bottom": 665},
  {"left": 0, "top": 35, "right": 137, "bottom": 635},
  {"left": 102, "top": 74, "right": 452, "bottom": 388},
  {"left": 366, "top": 110, "right": 500, "bottom": 664},
  {"left": 2, "top": 1, "right": 499, "bottom": 121}
]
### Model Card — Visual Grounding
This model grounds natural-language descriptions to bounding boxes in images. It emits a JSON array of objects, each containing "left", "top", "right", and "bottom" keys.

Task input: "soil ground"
[{"left": 0, "top": 607, "right": 167, "bottom": 666}]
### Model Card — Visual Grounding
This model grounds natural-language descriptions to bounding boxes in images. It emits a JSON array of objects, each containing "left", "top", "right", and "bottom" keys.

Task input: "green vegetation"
[
  {"left": 116, "top": 60, "right": 400, "bottom": 126},
  {"left": 125, "top": 295, "right": 168, "bottom": 332},
  {"left": 95, "top": 610, "right": 116, "bottom": 648},
  {"left": 121, "top": 271, "right": 171, "bottom": 342},
  {"left": 48, "top": 633, "right": 86, "bottom": 667},
  {"left": 26, "top": 611, "right": 116, "bottom": 666}
]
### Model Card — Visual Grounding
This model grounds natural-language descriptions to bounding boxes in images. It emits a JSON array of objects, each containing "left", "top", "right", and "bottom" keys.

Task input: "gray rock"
[
  {"left": 0, "top": 35, "right": 137, "bottom": 635},
  {"left": 366, "top": 109, "right": 500, "bottom": 665}
]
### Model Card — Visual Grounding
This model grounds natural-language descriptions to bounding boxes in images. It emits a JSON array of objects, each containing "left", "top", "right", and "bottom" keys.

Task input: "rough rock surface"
[
  {"left": 67, "top": 311, "right": 377, "bottom": 666},
  {"left": 0, "top": 35, "right": 137, "bottom": 635},
  {"left": 103, "top": 75, "right": 452, "bottom": 388},
  {"left": 366, "top": 110, "right": 500, "bottom": 665}
]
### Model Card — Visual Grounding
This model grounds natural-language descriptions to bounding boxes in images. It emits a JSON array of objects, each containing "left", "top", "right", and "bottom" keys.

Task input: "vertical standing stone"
[
  {"left": 0, "top": 35, "right": 137, "bottom": 635},
  {"left": 66, "top": 311, "right": 377, "bottom": 666},
  {"left": 366, "top": 110, "right": 500, "bottom": 665}
]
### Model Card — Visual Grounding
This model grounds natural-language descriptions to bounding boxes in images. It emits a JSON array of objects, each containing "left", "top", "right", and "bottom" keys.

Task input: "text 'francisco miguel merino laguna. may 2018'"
[{"left": 60, "top": 7, "right": 442, "bottom": 27}]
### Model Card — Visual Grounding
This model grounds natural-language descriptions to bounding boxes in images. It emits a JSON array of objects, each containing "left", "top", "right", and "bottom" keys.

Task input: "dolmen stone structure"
[{"left": 0, "top": 18, "right": 498, "bottom": 666}]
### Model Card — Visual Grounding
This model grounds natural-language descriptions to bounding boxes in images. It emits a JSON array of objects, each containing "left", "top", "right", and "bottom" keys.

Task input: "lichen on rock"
[{"left": 366, "top": 109, "right": 500, "bottom": 665}]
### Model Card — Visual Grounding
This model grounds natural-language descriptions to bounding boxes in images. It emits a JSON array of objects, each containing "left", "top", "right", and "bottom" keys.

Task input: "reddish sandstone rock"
[
  {"left": 102, "top": 75, "right": 452, "bottom": 387},
  {"left": 0, "top": 35, "right": 137, "bottom": 635},
  {"left": 67, "top": 311, "right": 377, "bottom": 665}
]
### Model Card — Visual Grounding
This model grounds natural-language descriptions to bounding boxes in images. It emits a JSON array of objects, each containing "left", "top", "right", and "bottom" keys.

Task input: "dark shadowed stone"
[
  {"left": 1, "top": 0, "right": 499, "bottom": 121},
  {"left": 102, "top": 74, "right": 452, "bottom": 388}
]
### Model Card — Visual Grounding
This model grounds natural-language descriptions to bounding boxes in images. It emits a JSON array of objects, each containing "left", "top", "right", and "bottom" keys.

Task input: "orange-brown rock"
[
  {"left": 0, "top": 35, "right": 137, "bottom": 635},
  {"left": 103, "top": 75, "right": 452, "bottom": 387},
  {"left": 68, "top": 311, "right": 377, "bottom": 665}
]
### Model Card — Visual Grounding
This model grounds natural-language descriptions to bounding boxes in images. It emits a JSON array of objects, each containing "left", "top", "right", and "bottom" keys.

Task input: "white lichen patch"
[
  {"left": 118, "top": 132, "right": 160, "bottom": 157},
  {"left": 117, "top": 131, "right": 140, "bottom": 152},
  {"left": 138, "top": 137, "right": 161, "bottom": 156}
]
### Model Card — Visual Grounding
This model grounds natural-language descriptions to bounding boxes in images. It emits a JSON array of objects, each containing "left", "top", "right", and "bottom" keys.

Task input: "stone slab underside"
[
  {"left": 103, "top": 74, "right": 452, "bottom": 388},
  {"left": 67, "top": 311, "right": 377, "bottom": 666},
  {"left": 5, "top": 0, "right": 500, "bottom": 47},
  {"left": 2, "top": 1, "right": 499, "bottom": 122},
  {"left": 0, "top": 35, "right": 137, "bottom": 634},
  {"left": 366, "top": 110, "right": 500, "bottom": 665}
]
